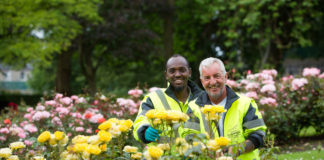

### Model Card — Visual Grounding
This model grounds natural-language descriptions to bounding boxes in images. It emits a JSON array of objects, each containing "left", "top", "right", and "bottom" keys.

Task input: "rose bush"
[
  {"left": 0, "top": 67, "right": 323, "bottom": 159},
  {"left": 228, "top": 67, "right": 324, "bottom": 142}
]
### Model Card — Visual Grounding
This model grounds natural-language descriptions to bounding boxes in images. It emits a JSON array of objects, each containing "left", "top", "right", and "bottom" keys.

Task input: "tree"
[
  {"left": 76, "top": 0, "right": 159, "bottom": 95},
  {"left": 0, "top": 0, "right": 102, "bottom": 95},
  {"left": 208, "top": 0, "right": 323, "bottom": 70}
]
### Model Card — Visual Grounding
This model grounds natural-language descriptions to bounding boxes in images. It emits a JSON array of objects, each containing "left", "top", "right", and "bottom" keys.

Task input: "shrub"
[{"left": 229, "top": 68, "right": 324, "bottom": 142}]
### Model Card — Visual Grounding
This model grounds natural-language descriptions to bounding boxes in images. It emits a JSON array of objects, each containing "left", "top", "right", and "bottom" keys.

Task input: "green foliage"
[
  {"left": 209, "top": 0, "right": 323, "bottom": 70},
  {"left": 0, "top": 0, "right": 102, "bottom": 67},
  {"left": 259, "top": 131, "right": 280, "bottom": 160},
  {"left": 265, "top": 76, "right": 324, "bottom": 141},
  {"left": 27, "top": 62, "right": 56, "bottom": 94}
]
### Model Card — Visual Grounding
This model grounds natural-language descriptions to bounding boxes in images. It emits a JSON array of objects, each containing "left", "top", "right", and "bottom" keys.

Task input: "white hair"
[{"left": 199, "top": 57, "right": 226, "bottom": 78}]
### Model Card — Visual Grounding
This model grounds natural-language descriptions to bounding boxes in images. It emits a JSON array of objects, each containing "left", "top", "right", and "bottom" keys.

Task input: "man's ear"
[{"left": 189, "top": 68, "right": 192, "bottom": 78}]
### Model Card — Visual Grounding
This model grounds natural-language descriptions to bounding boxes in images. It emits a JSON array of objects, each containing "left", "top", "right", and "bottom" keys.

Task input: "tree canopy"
[
  {"left": 0, "top": 0, "right": 102, "bottom": 67},
  {"left": 1, "top": 0, "right": 324, "bottom": 95}
]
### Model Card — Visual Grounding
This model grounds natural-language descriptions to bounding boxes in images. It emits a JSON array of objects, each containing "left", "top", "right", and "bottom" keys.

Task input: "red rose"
[
  {"left": 4, "top": 119, "right": 11, "bottom": 125},
  {"left": 8, "top": 102, "right": 18, "bottom": 111},
  {"left": 97, "top": 118, "right": 106, "bottom": 123},
  {"left": 84, "top": 113, "right": 92, "bottom": 119}
]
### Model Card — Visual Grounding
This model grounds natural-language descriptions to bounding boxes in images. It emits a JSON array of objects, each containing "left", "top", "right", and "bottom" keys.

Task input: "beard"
[
  {"left": 206, "top": 86, "right": 225, "bottom": 101},
  {"left": 170, "top": 84, "right": 185, "bottom": 92}
]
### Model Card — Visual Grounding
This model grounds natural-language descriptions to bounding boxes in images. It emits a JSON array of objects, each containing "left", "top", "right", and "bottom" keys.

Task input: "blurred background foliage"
[{"left": 1, "top": 0, "right": 324, "bottom": 97}]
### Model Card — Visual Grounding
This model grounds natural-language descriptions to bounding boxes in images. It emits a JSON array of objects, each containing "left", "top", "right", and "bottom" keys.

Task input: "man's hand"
[
  {"left": 223, "top": 140, "right": 255, "bottom": 157},
  {"left": 144, "top": 126, "right": 160, "bottom": 142}
]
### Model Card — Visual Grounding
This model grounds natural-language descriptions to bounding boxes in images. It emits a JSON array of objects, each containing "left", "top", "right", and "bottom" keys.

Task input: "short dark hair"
[{"left": 165, "top": 54, "right": 190, "bottom": 69}]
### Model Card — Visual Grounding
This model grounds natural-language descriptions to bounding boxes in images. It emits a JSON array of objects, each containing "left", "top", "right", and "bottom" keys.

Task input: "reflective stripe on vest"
[
  {"left": 243, "top": 119, "right": 265, "bottom": 129},
  {"left": 156, "top": 89, "right": 171, "bottom": 110},
  {"left": 183, "top": 122, "right": 200, "bottom": 131},
  {"left": 156, "top": 89, "right": 181, "bottom": 138}
]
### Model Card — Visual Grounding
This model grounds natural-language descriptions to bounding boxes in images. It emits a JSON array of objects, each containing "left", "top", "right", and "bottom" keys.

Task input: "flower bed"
[{"left": 0, "top": 68, "right": 323, "bottom": 159}]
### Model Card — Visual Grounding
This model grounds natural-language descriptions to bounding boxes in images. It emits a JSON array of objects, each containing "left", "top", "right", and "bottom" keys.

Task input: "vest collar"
[
  {"left": 196, "top": 86, "right": 239, "bottom": 109},
  {"left": 165, "top": 79, "right": 202, "bottom": 101}
]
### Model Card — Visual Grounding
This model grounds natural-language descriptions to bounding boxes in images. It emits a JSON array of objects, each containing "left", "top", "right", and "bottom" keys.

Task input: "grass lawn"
[{"left": 278, "top": 150, "right": 324, "bottom": 160}]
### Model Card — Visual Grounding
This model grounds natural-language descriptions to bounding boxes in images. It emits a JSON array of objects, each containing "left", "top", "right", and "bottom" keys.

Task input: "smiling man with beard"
[
  {"left": 133, "top": 54, "right": 203, "bottom": 144},
  {"left": 187, "top": 57, "right": 267, "bottom": 160}
]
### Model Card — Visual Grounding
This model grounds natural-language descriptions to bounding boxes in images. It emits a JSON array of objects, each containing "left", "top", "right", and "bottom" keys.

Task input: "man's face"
[
  {"left": 165, "top": 57, "right": 191, "bottom": 92},
  {"left": 200, "top": 63, "right": 227, "bottom": 100}
]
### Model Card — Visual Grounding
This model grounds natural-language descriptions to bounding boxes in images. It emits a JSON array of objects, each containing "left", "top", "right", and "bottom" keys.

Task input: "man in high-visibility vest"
[
  {"left": 188, "top": 57, "right": 266, "bottom": 160},
  {"left": 133, "top": 54, "right": 203, "bottom": 144}
]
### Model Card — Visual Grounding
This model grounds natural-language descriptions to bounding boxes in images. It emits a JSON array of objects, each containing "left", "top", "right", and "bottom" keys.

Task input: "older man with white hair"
[{"left": 187, "top": 57, "right": 267, "bottom": 160}]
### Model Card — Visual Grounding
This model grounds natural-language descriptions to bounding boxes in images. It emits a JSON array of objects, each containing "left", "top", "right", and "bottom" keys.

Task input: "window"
[{"left": 20, "top": 72, "right": 25, "bottom": 80}]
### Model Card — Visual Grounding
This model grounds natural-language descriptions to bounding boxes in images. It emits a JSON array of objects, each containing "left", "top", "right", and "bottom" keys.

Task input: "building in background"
[
  {"left": 0, "top": 64, "right": 33, "bottom": 94},
  {"left": 283, "top": 58, "right": 324, "bottom": 75}
]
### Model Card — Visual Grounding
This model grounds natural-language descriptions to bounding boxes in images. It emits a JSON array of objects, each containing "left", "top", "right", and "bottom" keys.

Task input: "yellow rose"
[
  {"left": 123, "top": 145, "right": 138, "bottom": 153},
  {"left": 109, "top": 126, "right": 121, "bottom": 137},
  {"left": 7, "top": 155, "right": 19, "bottom": 160},
  {"left": 206, "top": 114, "right": 220, "bottom": 121},
  {"left": 32, "top": 156, "right": 45, "bottom": 160},
  {"left": 67, "top": 145, "right": 73, "bottom": 152},
  {"left": 201, "top": 105, "right": 213, "bottom": 114},
  {"left": 107, "top": 118, "right": 119, "bottom": 124},
  {"left": 148, "top": 146, "right": 163, "bottom": 159},
  {"left": 37, "top": 131, "right": 51, "bottom": 143},
  {"left": 82, "top": 151, "right": 90, "bottom": 160},
  {"left": 9, "top": 141, "right": 26, "bottom": 150},
  {"left": 175, "top": 137, "right": 187, "bottom": 147},
  {"left": 131, "top": 152, "right": 142, "bottom": 159},
  {"left": 166, "top": 110, "right": 180, "bottom": 121},
  {"left": 60, "top": 151, "right": 69, "bottom": 159},
  {"left": 98, "top": 121, "right": 112, "bottom": 130},
  {"left": 59, "top": 136, "right": 69, "bottom": 146},
  {"left": 215, "top": 137, "right": 231, "bottom": 147},
  {"left": 99, "top": 144, "right": 107, "bottom": 152},
  {"left": 54, "top": 131, "right": 65, "bottom": 140},
  {"left": 179, "top": 113, "right": 189, "bottom": 122},
  {"left": 49, "top": 134, "right": 58, "bottom": 146},
  {"left": 217, "top": 156, "right": 233, "bottom": 160},
  {"left": 193, "top": 142, "right": 206, "bottom": 151},
  {"left": 98, "top": 130, "right": 112, "bottom": 142},
  {"left": 155, "top": 110, "right": 167, "bottom": 119},
  {"left": 153, "top": 119, "right": 162, "bottom": 125},
  {"left": 65, "top": 153, "right": 79, "bottom": 160},
  {"left": 86, "top": 144, "right": 101, "bottom": 155},
  {"left": 72, "top": 143, "right": 88, "bottom": 153},
  {"left": 157, "top": 143, "right": 170, "bottom": 151},
  {"left": 72, "top": 135, "right": 89, "bottom": 144},
  {"left": 121, "top": 119, "right": 133, "bottom": 128},
  {"left": 176, "top": 143, "right": 189, "bottom": 156},
  {"left": 207, "top": 140, "right": 220, "bottom": 151},
  {"left": 211, "top": 105, "right": 226, "bottom": 113},
  {"left": 0, "top": 148, "right": 12, "bottom": 158},
  {"left": 119, "top": 124, "right": 129, "bottom": 132},
  {"left": 145, "top": 109, "right": 157, "bottom": 119},
  {"left": 87, "top": 135, "right": 100, "bottom": 145}
]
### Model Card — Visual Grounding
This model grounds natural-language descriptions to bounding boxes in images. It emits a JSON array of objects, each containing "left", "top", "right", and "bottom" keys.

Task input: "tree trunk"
[
  {"left": 259, "top": 42, "right": 271, "bottom": 70},
  {"left": 163, "top": 0, "right": 174, "bottom": 60},
  {"left": 87, "top": 74, "right": 96, "bottom": 96},
  {"left": 78, "top": 36, "right": 98, "bottom": 96},
  {"left": 55, "top": 51, "right": 72, "bottom": 96}
]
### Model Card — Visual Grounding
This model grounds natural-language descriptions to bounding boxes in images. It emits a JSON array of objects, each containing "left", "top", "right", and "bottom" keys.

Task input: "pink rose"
[
  {"left": 24, "top": 140, "right": 33, "bottom": 146},
  {"left": 303, "top": 67, "right": 320, "bottom": 77},
  {"left": 75, "top": 127, "right": 85, "bottom": 132},
  {"left": 128, "top": 89, "right": 143, "bottom": 98}
]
